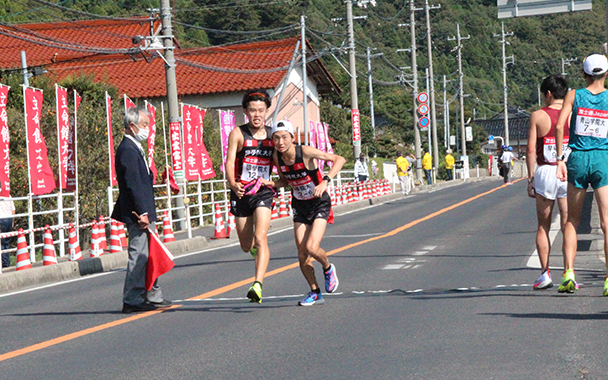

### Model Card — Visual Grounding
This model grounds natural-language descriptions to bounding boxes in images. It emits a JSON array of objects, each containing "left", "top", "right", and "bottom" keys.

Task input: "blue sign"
[
  {"left": 488, "top": 135, "right": 494, "bottom": 141},
  {"left": 418, "top": 116, "right": 430, "bottom": 128}
]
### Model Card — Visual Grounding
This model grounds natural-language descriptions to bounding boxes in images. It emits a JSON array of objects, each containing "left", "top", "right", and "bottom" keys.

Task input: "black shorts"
[
  {"left": 292, "top": 192, "right": 332, "bottom": 225},
  {"left": 230, "top": 187, "right": 273, "bottom": 217}
]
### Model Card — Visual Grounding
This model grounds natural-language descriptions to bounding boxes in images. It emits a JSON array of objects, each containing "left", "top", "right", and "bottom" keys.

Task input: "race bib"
[
  {"left": 575, "top": 107, "right": 608, "bottom": 139},
  {"left": 543, "top": 136, "right": 571, "bottom": 163},
  {"left": 291, "top": 176, "right": 316, "bottom": 200},
  {"left": 241, "top": 156, "right": 271, "bottom": 182}
]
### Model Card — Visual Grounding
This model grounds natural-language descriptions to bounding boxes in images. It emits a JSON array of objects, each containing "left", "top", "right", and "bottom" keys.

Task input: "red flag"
[
  {"left": 124, "top": 94, "right": 136, "bottom": 113},
  {"left": 197, "top": 108, "right": 216, "bottom": 180},
  {"left": 106, "top": 92, "right": 117, "bottom": 186},
  {"left": 25, "top": 87, "right": 56, "bottom": 195},
  {"left": 162, "top": 166, "right": 180, "bottom": 195},
  {"left": 146, "top": 102, "right": 158, "bottom": 184},
  {"left": 56, "top": 85, "right": 70, "bottom": 190},
  {"left": 182, "top": 104, "right": 200, "bottom": 181},
  {"left": 146, "top": 228, "right": 175, "bottom": 291},
  {"left": 0, "top": 84, "right": 10, "bottom": 197}
]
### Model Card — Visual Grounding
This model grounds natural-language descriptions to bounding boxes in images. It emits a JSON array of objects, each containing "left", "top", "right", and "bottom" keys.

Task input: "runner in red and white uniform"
[
  {"left": 225, "top": 89, "right": 274, "bottom": 303},
  {"left": 263, "top": 120, "right": 346, "bottom": 306},
  {"left": 526, "top": 74, "right": 570, "bottom": 290}
]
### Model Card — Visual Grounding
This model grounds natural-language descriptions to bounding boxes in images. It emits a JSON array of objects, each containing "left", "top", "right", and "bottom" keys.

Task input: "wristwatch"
[
  {"left": 556, "top": 154, "right": 565, "bottom": 161},
  {"left": 322, "top": 175, "right": 331, "bottom": 183}
]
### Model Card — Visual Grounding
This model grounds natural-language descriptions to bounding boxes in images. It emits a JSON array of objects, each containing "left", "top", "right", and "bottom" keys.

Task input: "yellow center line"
[{"left": 0, "top": 179, "right": 515, "bottom": 362}]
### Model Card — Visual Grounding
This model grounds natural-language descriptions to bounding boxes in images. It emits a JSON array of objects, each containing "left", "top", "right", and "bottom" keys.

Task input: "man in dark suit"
[{"left": 112, "top": 107, "right": 171, "bottom": 313}]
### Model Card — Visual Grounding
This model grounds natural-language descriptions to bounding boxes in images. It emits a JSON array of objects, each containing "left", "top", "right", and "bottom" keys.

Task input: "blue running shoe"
[
  {"left": 298, "top": 291, "right": 324, "bottom": 306},
  {"left": 324, "top": 264, "right": 339, "bottom": 293}
]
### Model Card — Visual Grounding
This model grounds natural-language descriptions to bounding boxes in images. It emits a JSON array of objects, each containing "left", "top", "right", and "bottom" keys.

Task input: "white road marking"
[
  {"left": 412, "top": 251, "right": 428, "bottom": 256},
  {"left": 383, "top": 264, "right": 405, "bottom": 270},
  {"left": 422, "top": 246, "right": 437, "bottom": 251}
]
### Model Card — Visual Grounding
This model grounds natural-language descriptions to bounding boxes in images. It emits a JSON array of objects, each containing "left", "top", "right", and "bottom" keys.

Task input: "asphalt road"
[{"left": 1, "top": 178, "right": 607, "bottom": 380}]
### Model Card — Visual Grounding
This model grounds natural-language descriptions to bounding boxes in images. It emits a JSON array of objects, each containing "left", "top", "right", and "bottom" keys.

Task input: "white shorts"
[{"left": 534, "top": 164, "right": 567, "bottom": 200}]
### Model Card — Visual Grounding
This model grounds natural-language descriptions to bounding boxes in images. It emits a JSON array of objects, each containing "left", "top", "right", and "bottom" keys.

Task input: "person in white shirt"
[
  {"left": 500, "top": 146, "right": 518, "bottom": 184},
  {"left": 0, "top": 190, "right": 15, "bottom": 268},
  {"left": 354, "top": 153, "right": 369, "bottom": 182}
]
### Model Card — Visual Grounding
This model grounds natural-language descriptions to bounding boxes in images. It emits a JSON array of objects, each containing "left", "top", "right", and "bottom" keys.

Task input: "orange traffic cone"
[
  {"left": 271, "top": 201, "right": 279, "bottom": 220},
  {"left": 109, "top": 220, "right": 122, "bottom": 254},
  {"left": 162, "top": 211, "right": 175, "bottom": 243},
  {"left": 97, "top": 216, "right": 107, "bottom": 251},
  {"left": 117, "top": 222, "right": 127, "bottom": 246},
  {"left": 210, "top": 203, "right": 228, "bottom": 239},
  {"left": 15, "top": 229, "right": 32, "bottom": 271},
  {"left": 348, "top": 183, "right": 355, "bottom": 203},
  {"left": 43, "top": 226, "right": 57, "bottom": 265},
  {"left": 227, "top": 211, "right": 236, "bottom": 236},
  {"left": 90, "top": 221, "right": 103, "bottom": 257},
  {"left": 278, "top": 195, "right": 289, "bottom": 218},
  {"left": 68, "top": 224, "right": 82, "bottom": 261},
  {"left": 288, "top": 192, "right": 293, "bottom": 215}
]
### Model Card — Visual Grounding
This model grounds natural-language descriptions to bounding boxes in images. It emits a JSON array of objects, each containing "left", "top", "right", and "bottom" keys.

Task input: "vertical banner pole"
[
  {"left": 73, "top": 90, "right": 80, "bottom": 249},
  {"left": 55, "top": 84, "right": 65, "bottom": 257}
]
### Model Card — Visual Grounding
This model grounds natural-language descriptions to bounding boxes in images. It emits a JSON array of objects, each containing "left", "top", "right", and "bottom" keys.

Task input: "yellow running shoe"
[
  {"left": 558, "top": 269, "right": 577, "bottom": 293},
  {"left": 603, "top": 278, "right": 608, "bottom": 296},
  {"left": 247, "top": 282, "right": 262, "bottom": 303}
]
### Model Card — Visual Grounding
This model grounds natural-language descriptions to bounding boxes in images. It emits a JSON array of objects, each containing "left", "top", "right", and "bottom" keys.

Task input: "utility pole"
[
  {"left": 561, "top": 57, "right": 577, "bottom": 76},
  {"left": 448, "top": 24, "right": 469, "bottom": 156},
  {"left": 21, "top": 51, "right": 30, "bottom": 87},
  {"left": 366, "top": 47, "right": 382, "bottom": 141},
  {"left": 345, "top": 0, "right": 360, "bottom": 160},
  {"left": 424, "top": 0, "right": 441, "bottom": 171},
  {"left": 301, "top": 15, "right": 309, "bottom": 145},
  {"left": 494, "top": 22, "right": 513, "bottom": 147},
  {"left": 160, "top": 0, "right": 185, "bottom": 229},
  {"left": 425, "top": 68, "right": 432, "bottom": 159},
  {"left": 443, "top": 74, "right": 448, "bottom": 148}
]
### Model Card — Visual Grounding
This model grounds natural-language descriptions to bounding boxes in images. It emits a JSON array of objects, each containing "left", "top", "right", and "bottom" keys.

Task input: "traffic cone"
[
  {"left": 42, "top": 226, "right": 57, "bottom": 266},
  {"left": 288, "top": 192, "right": 293, "bottom": 215},
  {"left": 271, "top": 201, "right": 279, "bottom": 220},
  {"left": 328, "top": 186, "right": 335, "bottom": 205},
  {"left": 211, "top": 203, "right": 228, "bottom": 239},
  {"left": 109, "top": 220, "right": 122, "bottom": 254},
  {"left": 347, "top": 183, "right": 354, "bottom": 203},
  {"left": 15, "top": 229, "right": 32, "bottom": 271},
  {"left": 68, "top": 224, "right": 82, "bottom": 261},
  {"left": 162, "top": 211, "right": 176, "bottom": 243},
  {"left": 278, "top": 195, "right": 289, "bottom": 218},
  {"left": 98, "top": 215, "right": 107, "bottom": 251},
  {"left": 227, "top": 211, "right": 237, "bottom": 236},
  {"left": 117, "top": 222, "right": 127, "bottom": 247},
  {"left": 385, "top": 179, "right": 391, "bottom": 194},
  {"left": 90, "top": 221, "right": 103, "bottom": 257}
]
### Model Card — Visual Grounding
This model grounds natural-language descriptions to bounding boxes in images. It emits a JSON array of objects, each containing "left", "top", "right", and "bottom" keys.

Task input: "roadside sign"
[
  {"left": 418, "top": 104, "right": 429, "bottom": 115},
  {"left": 417, "top": 92, "right": 428, "bottom": 104},
  {"left": 352, "top": 109, "right": 361, "bottom": 146},
  {"left": 418, "top": 116, "right": 430, "bottom": 129},
  {"left": 466, "top": 126, "right": 473, "bottom": 142},
  {"left": 497, "top": 0, "right": 591, "bottom": 19},
  {"left": 488, "top": 135, "right": 494, "bottom": 141}
]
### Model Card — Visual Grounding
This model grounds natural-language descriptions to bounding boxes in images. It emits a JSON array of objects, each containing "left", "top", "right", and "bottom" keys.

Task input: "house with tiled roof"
[{"left": 0, "top": 18, "right": 341, "bottom": 132}]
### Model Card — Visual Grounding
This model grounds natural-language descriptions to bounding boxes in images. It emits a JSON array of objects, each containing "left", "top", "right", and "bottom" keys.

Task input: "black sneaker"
[
  {"left": 149, "top": 299, "right": 173, "bottom": 308},
  {"left": 122, "top": 302, "right": 156, "bottom": 314}
]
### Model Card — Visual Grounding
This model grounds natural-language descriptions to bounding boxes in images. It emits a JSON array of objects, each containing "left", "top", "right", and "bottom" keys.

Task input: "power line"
[
  {"left": 174, "top": 21, "right": 297, "bottom": 36},
  {"left": 28, "top": 0, "right": 150, "bottom": 21}
]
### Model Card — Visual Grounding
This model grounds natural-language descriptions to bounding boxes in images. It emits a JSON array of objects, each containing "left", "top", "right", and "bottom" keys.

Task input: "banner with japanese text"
[
  {"left": 309, "top": 120, "right": 317, "bottom": 149},
  {"left": 324, "top": 123, "right": 334, "bottom": 168},
  {"left": 146, "top": 102, "right": 158, "bottom": 184},
  {"left": 0, "top": 84, "right": 10, "bottom": 196},
  {"left": 352, "top": 108, "right": 361, "bottom": 146},
  {"left": 56, "top": 85, "right": 75, "bottom": 191},
  {"left": 182, "top": 104, "right": 200, "bottom": 181},
  {"left": 70, "top": 91, "right": 81, "bottom": 191},
  {"left": 170, "top": 120, "right": 184, "bottom": 178},
  {"left": 219, "top": 110, "right": 235, "bottom": 174},
  {"left": 196, "top": 108, "right": 215, "bottom": 180},
  {"left": 106, "top": 92, "right": 117, "bottom": 186},
  {"left": 24, "top": 87, "right": 56, "bottom": 195},
  {"left": 316, "top": 121, "right": 327, "bottom": 170}
]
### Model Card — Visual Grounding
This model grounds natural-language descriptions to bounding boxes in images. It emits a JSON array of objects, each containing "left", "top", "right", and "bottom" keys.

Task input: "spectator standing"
[
  {"left": 422, "top": 151, "right": 432, "bottom": 185},
  {"left": 354, "top": 153, "right": 369, "bottom": 182},
  {"left": 0, "top": 190, "right": 15, "bottom": 268},
  {"left": 500, "top": 146, "right": 518, "bottom": 184},
  {"left": 395, "top": 152, "right": 410, "bottom": 195},
  {"left": 445, "top": 150, "right": 455, "bottom": 181},
  {"left": 371, "top": 160, "right": 378, "bottom": 178}
]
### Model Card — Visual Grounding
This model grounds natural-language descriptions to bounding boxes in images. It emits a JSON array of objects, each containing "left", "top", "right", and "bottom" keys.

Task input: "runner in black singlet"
[
  {"left": 225, "top": 90, "right": 274, "bottom": 303},
  {"left": 263, "top": 120, "right": 346, "bottom": 306}
]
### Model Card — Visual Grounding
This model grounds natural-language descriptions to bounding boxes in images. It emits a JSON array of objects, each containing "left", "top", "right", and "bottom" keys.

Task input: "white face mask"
[{"left": 133, "top": 125, "right": 149, "bottom": 142}]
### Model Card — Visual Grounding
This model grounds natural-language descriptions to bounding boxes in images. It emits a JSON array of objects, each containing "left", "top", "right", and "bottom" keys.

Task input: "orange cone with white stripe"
[
  {"left": 271, "top": 201, "right": 279, "bottom": 220},
  {"left": 90, "top": 221, "right": 103, "bottom": 257},
  {"left": 278, "top": 195, "right": 289, "bottom": 218},
  {"left": 15, "top": 229, "right": 32, "bottom": 271},
  {"left": 109, "top": 220, "right": 122, "bottom": 254},
  {"left": 227, "top": 211, "right": 236, "bottom": 236},
  {"left": 117, "top": 222, "right": 127, "bottom": 246},
  {"left": 97, "top": 216, "right": 107, "bottom": 251},
  {"left": 43, "top": 226, "right": 57, "bottom": 265},
  {"left": 211, "top": 203, "right": 228, "bottom": 239},
  {"left": 162, "top": 211, "right": 175, "bottom": 243},
  {"left": 68, "top": 224, "right": 82, "bottom": 261}
]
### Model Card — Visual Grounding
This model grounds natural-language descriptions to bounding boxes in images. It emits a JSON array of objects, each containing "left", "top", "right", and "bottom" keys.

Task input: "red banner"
[
  {"left": 352, "top": 108, "right": 361, "bottom": 144},
  {"left": 25, "top": 87, "right": 56, "bottom": 195},
  {"left": 106, "top": 92, "right": 117, "bottom": 186},
  {"left": 0, "top": 84, "right": 10, "bottom": 196},
  {"left": 124, "top": 94, "right": 135, "bottom": 113},
  {"left": 68, "top": 91, "right": 81, "bottom": 191},
  {"left": 146, "top": 102, "right": 158, "bottom": 184},
  {"left": 170, "top": 121, "right": 183, "bottom": 178},
  {"left": 197, "top": 109, "right": 215, "bottom": 180},
  {"left": 56, "top": 85, "right": 72, "bottom": 190},
  {"left": 182, "top": 104, "right": 200, "bottom": 181}
]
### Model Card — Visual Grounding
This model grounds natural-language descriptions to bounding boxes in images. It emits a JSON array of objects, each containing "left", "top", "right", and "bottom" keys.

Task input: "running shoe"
[
  {"left": 247, "top": 282, "right": 262, "bottom": 303},
  {"left": 533, "top": 270, "right": 553, "bottom": 290},
  {"left": 603, "top": 278, "right": 608, "bottom": 296},
  {"left": 298, "top": 291, "right": 325, "bottom": 306},
  {"left": 249, "top": 247, "right": 258, "bottom": 258},
  {"left": 558, "top": 269, "right": 577, "bottom": 293},
  {"left": 324, "top": 263, "right": 339, "bottom": 293}
]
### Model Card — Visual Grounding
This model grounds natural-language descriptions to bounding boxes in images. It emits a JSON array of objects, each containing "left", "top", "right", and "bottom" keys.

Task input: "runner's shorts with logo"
[
  {"left": 534, "top": 164, "right": 567, "bottom": 200},
  {"left": 292, "top": 192, "right": 332, "bottom": 225},
  {"left": 230, "top": 187, "right": 273, "bottom": 217}
]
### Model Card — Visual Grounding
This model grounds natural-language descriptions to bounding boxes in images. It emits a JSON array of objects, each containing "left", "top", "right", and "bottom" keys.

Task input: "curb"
[{"left": 0, "top": 176, "right": 493, "bottom": 294}]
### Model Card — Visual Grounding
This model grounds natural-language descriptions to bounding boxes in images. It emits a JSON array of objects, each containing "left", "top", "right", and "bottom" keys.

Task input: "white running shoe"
[{"left": 533, "top": 270, "right": 553, "bottom": 290}]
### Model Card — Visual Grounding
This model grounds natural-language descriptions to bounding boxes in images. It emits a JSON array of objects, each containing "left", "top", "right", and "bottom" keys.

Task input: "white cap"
[
  {"left": 271, "top": 120, "right": 294, "bottom": 136},
  {"left": 583, "top": 54, "right": 608, "bottom": 76}
]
